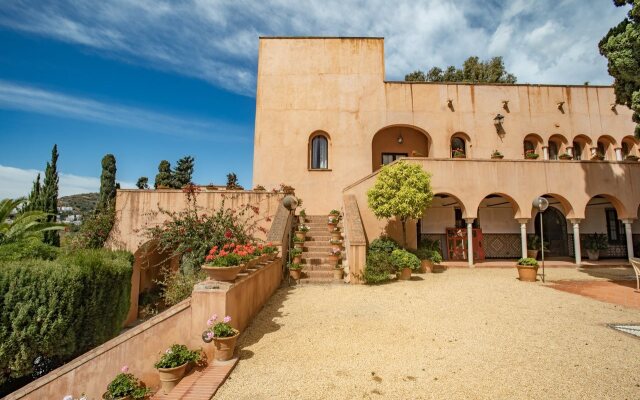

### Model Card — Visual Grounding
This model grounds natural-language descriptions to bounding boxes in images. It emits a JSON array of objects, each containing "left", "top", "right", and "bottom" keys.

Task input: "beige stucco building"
[{"left": 252, "top": 37, "right": 640, "bottom": 272}]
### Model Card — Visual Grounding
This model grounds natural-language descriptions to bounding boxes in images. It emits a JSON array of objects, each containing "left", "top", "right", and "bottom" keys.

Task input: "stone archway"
[
  {"left": 371, "top": 125, "right": 430, "bottom": 171},
  {"left": 534, "top": 206, "right": 568, "bottom": 257}
]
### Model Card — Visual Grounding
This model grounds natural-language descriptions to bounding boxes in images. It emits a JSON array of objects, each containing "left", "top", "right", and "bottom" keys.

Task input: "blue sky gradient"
[{"left": 0, "top": 0, "right": 631, "bottom": 197}]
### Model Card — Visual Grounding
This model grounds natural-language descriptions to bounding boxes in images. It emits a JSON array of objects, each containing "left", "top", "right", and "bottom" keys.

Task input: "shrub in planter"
[
  {"left": 368, "top": 236, "right": 400, "bottom": 254},
  {"left": 364, "top": 251, "right": 395, "bottom": 284},
  {"left": 390, "top": 249, "right": 420, "bottom": 280},
  {"left": 558, "top": 153, "right": 572, "bottom": 160},
  {"left": 104, "top": 366, "right": 150, "bottom": 399},
  {"left": 525, "top": 150, "right": 539, "bottom": 159},
  {"left": 202, "top": 243, "right": 259, "bottom": 281},
  {"left": 584, "top": 233, "right": 608, "bottom": 260},
  {"left": 154, "top": 344, "right": 201, "bottom": 394},
  {"left": 203, "top": 314, "right": 239, "bottom": 362},
  {"left": 415, "top": 239, "right": 443, "bottom": 272},
  {"left": 262, "top": 243, "right": 279, "bottom": 259},
  {"left": 0, "top": 249, "right": 132, "bottom": 385},
  {"left": 516, "top": 257, "right": 539, "bottom": 282}
]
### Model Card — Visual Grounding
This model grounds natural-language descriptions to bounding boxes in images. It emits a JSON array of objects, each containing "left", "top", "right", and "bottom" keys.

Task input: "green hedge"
[
  {"left": 0, "top": 240, "right": 59, "bottom": 262},
  {"left": 0, "top": 249, "right": 133, "bottom": 384}
]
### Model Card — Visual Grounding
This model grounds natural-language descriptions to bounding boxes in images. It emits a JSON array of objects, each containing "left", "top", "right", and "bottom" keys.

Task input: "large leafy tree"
[
  {"left": 599, "top": 0, "right": 640, "bottom": 137},
  {"left": 41, "top": 144, "right": 60, "bottom": 246},
  {"left": 97, "top": 154, "right": 117, "bottom": 211},
  {"left": 0, "top": 198, "right": 64, "bottom": 245},
  {"left": 405, "top": 56, "right": 517, "bottom": 83},
  {"left": 367, "top": 161, "right": 433, "bottom": 248},
  {"left": 172, "top": 156, "right": 194, "bottom": 188},
  {"left": 154, "top": 160, "right": 173, "bottom": 188}
]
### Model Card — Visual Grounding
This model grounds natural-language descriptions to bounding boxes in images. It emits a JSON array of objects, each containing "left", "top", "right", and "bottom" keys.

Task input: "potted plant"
[
  {"left": 290, "top": 247, "right": 303, "bottom": 264},
  {"left": 331, "top": 227, "right": 342, "bottom": 241},
  {"left": 330, "top": 238, "right": 342, "bottom": 251},
  {"left": 328, "top": 215, "right": 340, "bottom": 231},
  {"left": 253, "top": 184, "right": 266, "bottom": 191},
  {"left": 103, "top": 366, "right": 150, "bottom": 400},
  {"left": 491, "top": 150, "right": 504, "bottom": 159},
  {"left": 328, "top": 248, "right": 341, "bottom": 267},
  {"left": 527, "top": 235, "right": 542, "bottom": 259},
  {"left": 299, "top": 208, "right": 307, "bottom": 222},
  {"left": 415, "top": 239, "right": 443, "bottom": 273},
  {"left": 516, "top": 257, "right": 539, "bottom": 282},
  {"left": 333, "top": 265, "right": 344, "bottom": 280},
  {"left": 292, "top": 235, "right": 305, "bottom": 250},
  {"left": 262, "top": 243, "right": 278, "bottom": 260},
  {"left": 558, "top": 152, "right": 572, "bottom": 160},
  {"left": 390, "top": 249, "right": 420, "bottom": 280},
  {"left": 452, "top": 148, "right": 466, "bottom": 158},
  {"left": 154, "top": 344, "right": 201, "bottom": 394},
  {"left": 585, "top": 233, "right": 608, "bottom": 260},
  {"left": 329, "top": 209, "right": 341, "bottom": 217},
  {"left": 625, "top": 154, "right": 639, "bottom": 161},
  {"left": 202, "top": 243, "right": 247, "bottom": 282},
  {"left": 525, "top": 150, "right": 539, "bottom": 159},
  {"left": 296, "top": 225, "right": 309, "bottom": 240},
  {"left": 288, "top": 262, "right": 303, "bottom": 280},
  {"left": 202, "top": 314, "right": 239, "bottom": 361}
]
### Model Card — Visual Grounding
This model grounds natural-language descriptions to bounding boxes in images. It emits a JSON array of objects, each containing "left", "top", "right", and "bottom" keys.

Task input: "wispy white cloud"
[
  {"left": 0, "top": 1, "right": 630, "bottom": 95},
  {"left": 0, "top": 164, "right": 135, "bottom": 199},
  {"left": 0, "top": 80, "right": 250, "bottom": 142}
]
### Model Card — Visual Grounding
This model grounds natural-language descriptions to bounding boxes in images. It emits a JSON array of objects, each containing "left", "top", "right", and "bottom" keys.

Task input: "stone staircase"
[{"left": 298, "top": 215, "right": 341, "bottom": 284}]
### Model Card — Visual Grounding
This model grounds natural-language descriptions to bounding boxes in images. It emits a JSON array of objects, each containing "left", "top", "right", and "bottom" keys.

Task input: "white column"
[
  {"left": 542, "top": 146, "right": 549, "bottom": 160},
  {"left": 615, "top": 147, "right": 623, "bottom": 161},
  {"left": 590, "top": 147, "right": 598, "bottom": 158},
  {"left": 624, "top": 220, "right": 635, "bottom": 259},
  {"left": 517, "top": 218, "right": 528, "bottom": 259},
  {"left": 570, "top": 219, "right": 582, "bottom": 266},
  {"left": 566, "top": 146, "right": 574, "bottom": 158},
  {"left": 466, "top": 219, "right": 474, "bottom": 268}
]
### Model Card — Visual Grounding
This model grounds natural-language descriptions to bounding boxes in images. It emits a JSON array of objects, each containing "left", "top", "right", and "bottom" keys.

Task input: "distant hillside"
[{"left": 59, "top": 192, "right": 99, "bottom": 215}]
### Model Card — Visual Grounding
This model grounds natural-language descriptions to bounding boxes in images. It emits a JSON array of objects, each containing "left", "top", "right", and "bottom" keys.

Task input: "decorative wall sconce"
[
  {"left": 397, "top": 134, "right": 404, "bottom": 144},
  {"left": 610, "top": 103, "right": 616, "bottom": 111},
  {"left": 494, "top": 114, "right": 505, "bottom": 136},
  {"left": 502, "top": 100, "right": 509, "bottom": 112},
  {"left": 447, "top": 99, "right": 454, "bottom": 111},
  {"left": 557, "top": 101, "right": 565, "bottom": 113}
]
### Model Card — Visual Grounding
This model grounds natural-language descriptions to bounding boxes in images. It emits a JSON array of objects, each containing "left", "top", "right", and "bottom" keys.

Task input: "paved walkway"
[
  {"left": 549, "top": 280, "right": 640, "bottom": 309},
  {"left": 442, "top": 258, "right": 630, "bottom": 268},
  {"left": 214, "top": 268, "right": 640, "bottom": 399}
]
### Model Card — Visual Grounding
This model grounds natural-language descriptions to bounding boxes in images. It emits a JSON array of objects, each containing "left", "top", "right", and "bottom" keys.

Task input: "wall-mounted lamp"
[
  {"left": 447, "top": 99, "right": 454, "bottom": 111},
  {"left": 557, "top": 101, "right": 565, "bottom": 113},
  {"left": 494, "top": 114, "right": 505, "bottom": 136},
  {"left": 397, "top": 134, "right": 404, "bottom": 144},
  {"left": 610, "top": 103, "right": 617, "bottom": 111},
  {"left": 502, "top": 100, "right": 509, "bottom": 112}
]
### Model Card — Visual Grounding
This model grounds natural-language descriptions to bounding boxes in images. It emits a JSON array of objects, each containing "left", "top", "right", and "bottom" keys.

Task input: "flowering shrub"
[
  {"left": 328, "top": 216, "right": 340, "bottom": 224},
  {"left": 203, "top": 314, "right": 237, "bottom": 342},
  {"left": 104, "top": 365, "right": 150, "bottom": 399},
  {"left": 298, "top": 225, "right": 309, "bottom": 232},
  {"left": 204, "top": 243, "right": 259, "bottom": 267},
  {"left": 154, "top": 344, "right": 200, "bottom": 369},
  {"left": 329, "top": 209, "right": 341, "bottom": 216}
]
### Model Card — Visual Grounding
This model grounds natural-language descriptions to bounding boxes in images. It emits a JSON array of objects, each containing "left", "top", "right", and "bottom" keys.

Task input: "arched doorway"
[
  {"left": 534, "top": 207, "right": 568, "bottom": 257},
  {"left": 371, "top": 125, "right": 430, "bottom": 171}
]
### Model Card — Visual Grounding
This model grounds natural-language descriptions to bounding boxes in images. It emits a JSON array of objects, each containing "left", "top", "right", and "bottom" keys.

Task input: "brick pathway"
[
  {"left": 548, "top": 280, "right": 640, "bottom": 309},
  {"left": 152, "top": 358, "right": 238, "bottom": 400}
]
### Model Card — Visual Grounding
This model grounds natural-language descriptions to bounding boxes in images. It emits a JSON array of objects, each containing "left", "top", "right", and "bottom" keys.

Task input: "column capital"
[
  {"left": 568, "top": 218, "right": 583, "bottom": 224},
  {"left": 516, "top": 218, "right": 530, "bottom": 224},
  {"left": 464, "top": 218, "right": 475, "bottom": 224},
  {"left": 621, "top": 218, "right": 636, "bottom": 224}
]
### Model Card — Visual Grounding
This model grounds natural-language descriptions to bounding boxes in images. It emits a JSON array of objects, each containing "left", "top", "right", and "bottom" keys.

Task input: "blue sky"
[{"left": 0, "top": 0, "right": 631, "bottom": 197}]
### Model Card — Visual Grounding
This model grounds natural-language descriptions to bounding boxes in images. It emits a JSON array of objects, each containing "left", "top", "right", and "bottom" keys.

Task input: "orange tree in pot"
[
  {"left": 154, "top": 344, "right": 201, "bottom": 394},
  {"left": 102, "top": 366, "right": 150, "bottom": 400},
  {"left": 203, "top": 314, "right": 240, "bottom": 362},
  {"left": 516, "top": 257, "right": 539, "bottom": 282},
  {"left": 390, "top": 249, "right": 421, "bottom": 280}
]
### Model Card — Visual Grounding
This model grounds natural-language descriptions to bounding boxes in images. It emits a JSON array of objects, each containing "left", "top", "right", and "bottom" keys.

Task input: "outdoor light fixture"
[
  {"left": 502, "top": 100, "right": 509, "bottom": 111},
  {"left": 397, "top": 134, "right": 404, "bottom": 144},
  {"left": 532, "top": 197, "right": 549, "bottom": 283},
  {"left": 557, "top": 101, "right": 565, "bottom": 110},
  {"left": 610, "top": 103, "right": 617, "bottom": 111},
  {"left": 447, "top": 99, "right": 453, "bottom": 108},
  {"left": 282, "top": 195, "right": 298, "bottom": 211},
  {"left": 493, "top": 114, "right": 505, "bottom": 134}
]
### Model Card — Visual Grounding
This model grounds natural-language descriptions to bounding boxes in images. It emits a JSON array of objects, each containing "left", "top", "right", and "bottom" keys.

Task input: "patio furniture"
[{"left": 630, "top": 257, "right": 640, "bottom": 293}]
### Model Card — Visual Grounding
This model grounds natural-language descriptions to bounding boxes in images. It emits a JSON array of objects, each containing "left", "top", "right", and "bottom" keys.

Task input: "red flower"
[
  {"left": 205, "top": 255, "right": 214, "bottom": 262},
  {"left": 225, "top": 229, "right": 233, "bottom": 238}
]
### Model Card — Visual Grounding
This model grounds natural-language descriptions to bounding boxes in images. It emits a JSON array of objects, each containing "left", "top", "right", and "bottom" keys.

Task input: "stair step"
[{"left": 296, "top": 277, "right": 340, "bottom": 284}]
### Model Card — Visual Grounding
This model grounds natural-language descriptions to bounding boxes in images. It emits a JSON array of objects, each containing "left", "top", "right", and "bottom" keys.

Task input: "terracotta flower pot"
[
  {"left": 517, "top": 266, "right": 538, "bottom": 282},
  {"left": 327, "top": 222, "right": 337, "bottom": 232},
  {"left": 293, "top": 255, "right": 302, "bottom": 264},
  {"left": 327, "top": 254, "right": 339, "bottom": 266},
  {"left": 333, "top": 268, "right": 344, "bottom": 280},
  {"left": 420, "top": 259, "right": 433, "bottom": 273},
  {"left": 587, "top": 249, "right": 600, "bottom": 261},
  {"left": 158, "top": 363, "right": 188, "bottom": 394},
  {"left": 290, "top": 268, "right": 302, "bottom": 280},
  {"left": 213, "top": 331, "right": 240, "bottom": 361},
  {"left": 491, "top": 155, "right": 504, "bottom": 159},
  {"left": 398, "top": 267, "right": 412, "bottom": 280},
  {"left": 331, "top": 232, "right": 342, "bottom": 241},
  {"left": 201, "top": 264, "right": 242, "bottom": 282},
  {"left": 527, "top": 250, "right": 539, "bottom": 259},
  {"left": 295, "top": 231, "right": 306, "bottom": 240}
]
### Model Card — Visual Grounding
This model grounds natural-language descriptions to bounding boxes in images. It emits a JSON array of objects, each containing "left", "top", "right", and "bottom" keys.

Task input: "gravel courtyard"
[{"left": 215, "top": 268, "right": 640, "bottom": 400}]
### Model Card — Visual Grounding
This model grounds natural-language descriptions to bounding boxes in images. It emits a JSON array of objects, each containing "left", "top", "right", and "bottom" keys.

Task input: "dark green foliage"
[
  {"left": 368, "top": 236, "right": 400, "bottom": 254},
  {"left": 97, "top": 154, "right": 117, "bottom": 211},
  {"left": 0, "top": 240, "right": 59, "bottom": 261},
  {"left": 405, "top": 56, "right": 517, "bottom": 83},
  {"left": 599, "top": 0, "right": 640, "bottom": 138},
  {"left": 172, "top": 156, "right": 195, "bottom": 188},
  {"left": 415, "top": 238, "right": 443, "bottom": 264},
  {"left": 226, "top": 172, "right": 243, "bottom": 190},
  {"left": 136, "top": 177, "right": 149, "bottom": 189},
  {"left": 72, "top": 204, "right": 116, "bottom": 249},
  {"left": 584, "top": 233, "right": 609, "bottom": 250},
  {"left": 23, "top": 174, "right": 41, "bottom": 212},
  {"left": 105, "top": 372, "right": 149, "bottom": 399},
  {"left": 364, "top": 251, "right": 395, "bottom": 284},
  {"left": 154, "top": 160, "right": 172, "bottom": 188},
  {"left": 517, "top": 257, "right": 539, "bottom": 267},
  {"left": 390, "top": 249, "right": 421, "bottom": 272},
  {"left": 0, "top": 249, "right": 132, "bottom": 384},
  {"left": 153, "top": 344, "right": 200, "bottom": 369},
  {"left": 41, "top": 145, "right": 59, "bottom": 246}
]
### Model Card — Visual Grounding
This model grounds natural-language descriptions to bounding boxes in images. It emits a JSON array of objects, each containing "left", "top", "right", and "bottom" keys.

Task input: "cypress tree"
[
  {"left": 97, "top": 154, "right": 117, "bottom": 211},
  {"left": 41, "top": 144, "right": 60, "bottom": 246},
  {"left": 154, "top": 160, "right": 172, "bottom": 188},
  {"left": 24, "top": 173, "right": 42, "bottom": 212},
  {"left": 172, "top": 156, "right": 194, "bottom": 188}
]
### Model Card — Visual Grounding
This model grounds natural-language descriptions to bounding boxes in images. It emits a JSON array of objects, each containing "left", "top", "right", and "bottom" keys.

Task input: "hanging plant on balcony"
[
  {"left": 491, "top": 150, "right": 504, "bottom": 159},
  {"left": 558, "top": 153, "right": 573, "bottom": 160},
  {"left": 625, "top": 154, "right": 639, "bottom": 161},
  {"left": 452, "top": 148, "right": 466, "bottom": 158},
  {"left": 525, "top": 149, "right": 539, "bottom": 159}
]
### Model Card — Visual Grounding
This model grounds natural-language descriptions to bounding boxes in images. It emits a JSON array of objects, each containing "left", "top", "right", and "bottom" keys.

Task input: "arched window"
[
  {"left": 451, "top": 137, "right": 466, "bottom": 158},
  {"left": 621, "top": 142, "right": 630, "bottom": 158},
  {"left": 310, "top": 135, "right": 328, "bottom": 169},
  {"left": 572, "top": 141, "right": 582, "bottom": 160},
  {"left": 548, "top": 141, "right": 559, "bottom": 160},
  {"left": 524, "top": 140, "right": 535, "bottom": 152},
  {"left": 597, "top": 141, "right": 606, "bottom": 159}
]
